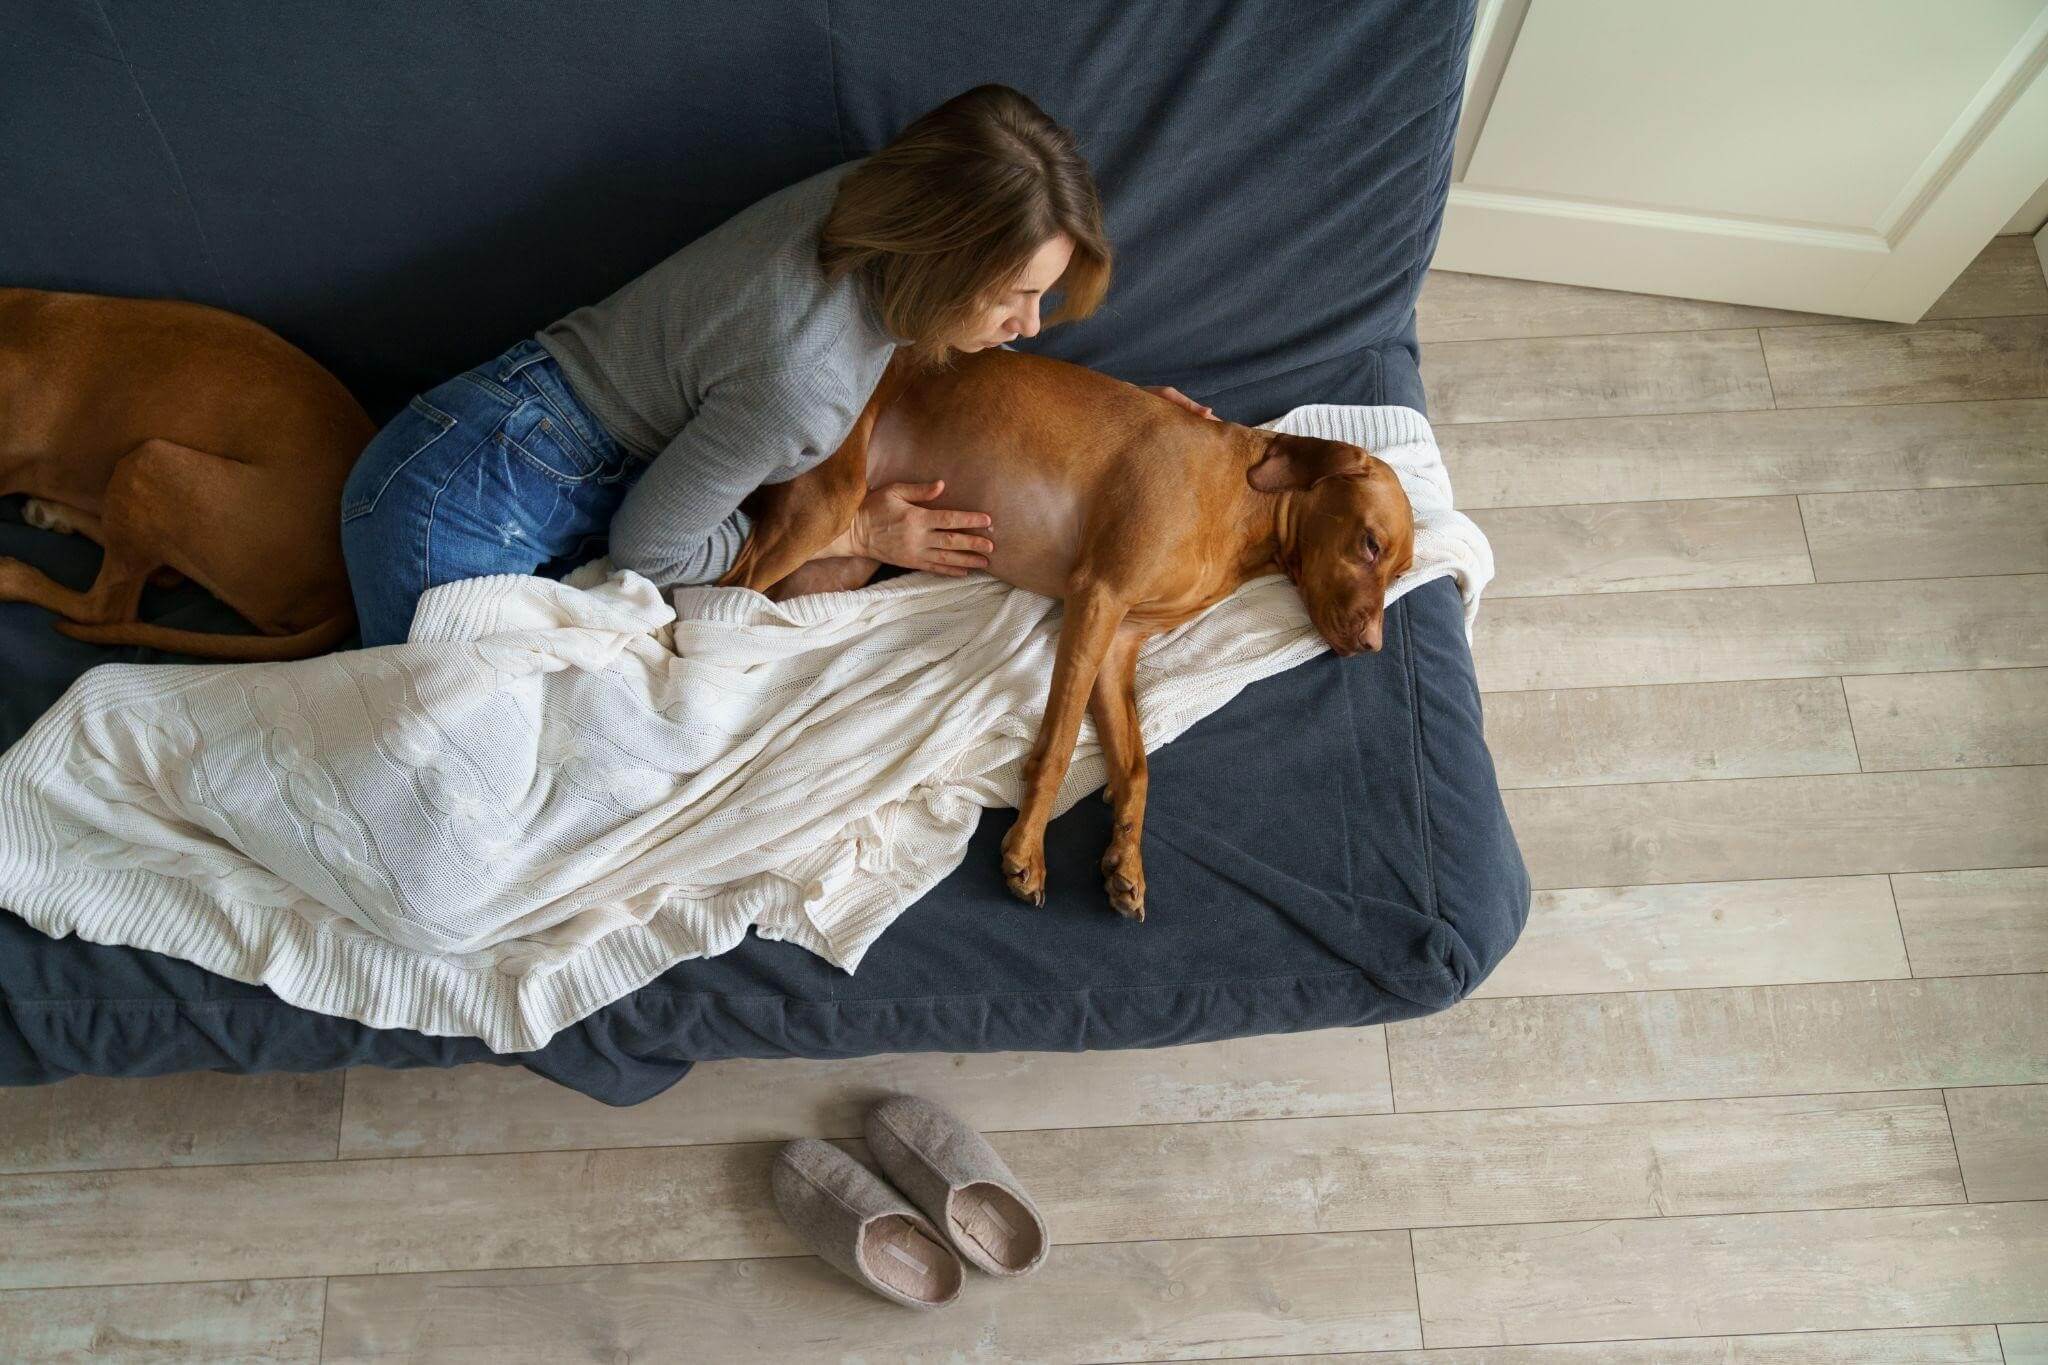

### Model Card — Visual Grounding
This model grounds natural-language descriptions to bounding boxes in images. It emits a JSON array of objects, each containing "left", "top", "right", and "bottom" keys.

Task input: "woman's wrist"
[
  {"left": 842, "top": 505, "right": 872, "bottom": 560},
  {"left": 819, "top": 511, "right": 866, "bottom": 561}
]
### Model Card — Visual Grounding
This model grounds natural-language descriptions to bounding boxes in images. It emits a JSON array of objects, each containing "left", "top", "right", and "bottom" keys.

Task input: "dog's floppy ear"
[{"left": 1246, "top": 433, "right": 1373, "bottom": 493}]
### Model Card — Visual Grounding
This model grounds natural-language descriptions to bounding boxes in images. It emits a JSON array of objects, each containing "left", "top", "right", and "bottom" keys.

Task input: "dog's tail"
[{"left": 50, "top": 612, "right": 359, "bottom": 661}]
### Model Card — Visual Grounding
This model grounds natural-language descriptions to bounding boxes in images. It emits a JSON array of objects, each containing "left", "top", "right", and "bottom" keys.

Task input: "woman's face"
[{"left": 950, "top": 233, "right": 1075, "bottom": 352}]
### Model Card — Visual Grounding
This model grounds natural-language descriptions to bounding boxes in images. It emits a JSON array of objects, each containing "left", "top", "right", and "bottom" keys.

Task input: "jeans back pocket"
[{"left": 341, "top": 394, "right": 460, "bottom": 522}]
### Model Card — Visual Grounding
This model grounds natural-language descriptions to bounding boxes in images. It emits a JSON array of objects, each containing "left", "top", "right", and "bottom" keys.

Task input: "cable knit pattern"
[{"left": 0, "top": 405, "right": 1491, "bottom": 1053}]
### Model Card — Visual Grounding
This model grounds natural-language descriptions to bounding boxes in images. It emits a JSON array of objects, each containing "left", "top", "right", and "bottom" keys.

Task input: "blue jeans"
[{"left": 340, "top": 339, "right": 646, "bottom": 648}]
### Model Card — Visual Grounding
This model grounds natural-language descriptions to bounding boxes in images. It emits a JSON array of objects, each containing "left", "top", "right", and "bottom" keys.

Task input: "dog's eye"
[{"left": 1359, "top": 532, "right": 1380, "bottom": 563}]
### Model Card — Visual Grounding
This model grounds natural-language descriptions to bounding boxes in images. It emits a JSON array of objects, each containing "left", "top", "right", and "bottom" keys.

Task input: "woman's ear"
[{"left": 1246, "top": 434, "right": 1373, "bottom": 493}]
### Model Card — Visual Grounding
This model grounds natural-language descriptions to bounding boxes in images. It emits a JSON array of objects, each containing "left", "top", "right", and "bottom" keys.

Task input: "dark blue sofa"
[{"left": 0, "top": 0, "right": 1528, "bottom": 1105}]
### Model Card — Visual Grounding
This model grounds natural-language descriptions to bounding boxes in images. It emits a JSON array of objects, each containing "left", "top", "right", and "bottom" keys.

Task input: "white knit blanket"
[{"left": 0, "top": 405, "right": 1491, "bottom": 1053}]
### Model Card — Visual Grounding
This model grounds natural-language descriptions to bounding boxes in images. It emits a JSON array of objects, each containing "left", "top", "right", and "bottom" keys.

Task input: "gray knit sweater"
[{"left": 534, "top": 159, "right": 906, "bottom": 590}]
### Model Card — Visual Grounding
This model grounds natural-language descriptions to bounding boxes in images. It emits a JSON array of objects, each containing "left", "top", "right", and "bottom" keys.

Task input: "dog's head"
[{"left": 1249, "top": 433, "right": 1415, "bottom": 655}]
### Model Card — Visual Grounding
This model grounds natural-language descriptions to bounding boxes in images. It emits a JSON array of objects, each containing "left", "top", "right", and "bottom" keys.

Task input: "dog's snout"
[
  {"left": 1315, "top": 607, "right": 1384, "bottom": 657},
  {"left": 1351, "top": 613, "right": 1384, "bottom": 654}
]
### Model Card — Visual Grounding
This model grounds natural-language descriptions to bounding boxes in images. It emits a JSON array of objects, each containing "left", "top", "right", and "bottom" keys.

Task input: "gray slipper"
[
  {"left": 769, "top": 1136, "right": 966, "bottom": 1310},
  {"left": 862, "top": 1094, "right": 1051, "bottom": 1277}
]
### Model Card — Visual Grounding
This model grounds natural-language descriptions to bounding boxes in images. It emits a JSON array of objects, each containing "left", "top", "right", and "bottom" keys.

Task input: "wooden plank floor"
[{"left": 3, "top": 239, "right": 2045, "bottom": 1363}]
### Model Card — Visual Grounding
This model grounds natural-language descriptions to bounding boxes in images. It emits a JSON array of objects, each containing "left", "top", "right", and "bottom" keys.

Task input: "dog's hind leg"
[
  {"left": 2, "top": 437, "right": 322, "bottom": 634},
  {"left": 20, "top": 498, "right": 185, "bottom": 588},
  {"left": 0, "top": 544, "right": 154, "bottom": 626},
  {"left": 0, "top": 510, "right": 155, "bottom": 628}
]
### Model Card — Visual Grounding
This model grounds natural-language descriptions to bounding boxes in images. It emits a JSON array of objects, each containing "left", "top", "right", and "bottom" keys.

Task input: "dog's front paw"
[
  {"left": 1101, "top": 839, "right": 1146, "bottom": 923},
  {"left": 999, "top": 826, "right": 1046, "bottom": 908}
]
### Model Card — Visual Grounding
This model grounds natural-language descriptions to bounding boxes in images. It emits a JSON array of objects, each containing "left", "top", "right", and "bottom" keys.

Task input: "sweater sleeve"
[{"left": 606, "top": 365, "right": 857, "bottom": 591}]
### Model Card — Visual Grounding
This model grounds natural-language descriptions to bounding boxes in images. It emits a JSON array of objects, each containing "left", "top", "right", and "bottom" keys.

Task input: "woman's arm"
[
  {"left": 607, "top": 368, "right": 845, "bottom": 589},
  {"left": 809, "top": 523, "right": 861, "bottom": 561},
  {"left": 607, "top": 365, "right": 995, "bottom": 589}
]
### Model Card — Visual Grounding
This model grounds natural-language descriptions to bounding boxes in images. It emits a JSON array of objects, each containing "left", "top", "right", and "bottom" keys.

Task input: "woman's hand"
[
  {"left": 1142, "top": 384, "right": 1217, "bottom": 420},
  {"left": 851, "top": 480, "right": 995, "bottom": 576}
]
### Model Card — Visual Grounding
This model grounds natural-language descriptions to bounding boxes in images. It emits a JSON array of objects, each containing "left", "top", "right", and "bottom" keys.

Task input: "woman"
[{"left": 338, "top": 83, "right": 1216, "bottom": 648}]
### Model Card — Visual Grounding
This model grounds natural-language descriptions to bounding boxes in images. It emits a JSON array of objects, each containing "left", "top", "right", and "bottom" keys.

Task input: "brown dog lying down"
[
  {"left": 718, "top": 347, "right": 1415, "bottom": 921},
  {"left": 0, "top": 288, "right": 374, "bottom": 660}
]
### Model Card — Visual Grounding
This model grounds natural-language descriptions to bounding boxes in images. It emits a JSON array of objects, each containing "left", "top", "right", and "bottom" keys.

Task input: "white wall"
[{"left": 2003, "top": 180, "right": 2048, "bottom": 234}]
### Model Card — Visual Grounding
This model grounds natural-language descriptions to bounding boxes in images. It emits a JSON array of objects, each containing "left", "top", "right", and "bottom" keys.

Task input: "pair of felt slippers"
[{"left": 770, "top": 1093, "right": 1051, "bottom": 1310}]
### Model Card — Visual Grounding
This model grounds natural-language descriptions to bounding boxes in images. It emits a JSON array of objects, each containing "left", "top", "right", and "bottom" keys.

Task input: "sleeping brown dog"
[
  {"left": 719, "top": 346, "right": 1415, "bottom": 921},
  {"left": 0, "top": 288, "right": 373, "bottom": 659}
]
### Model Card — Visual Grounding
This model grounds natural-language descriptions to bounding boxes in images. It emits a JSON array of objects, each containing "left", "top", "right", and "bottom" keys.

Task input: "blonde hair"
[{"left": 819, "top": 83, "right": 1113, "bottom": 375}]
